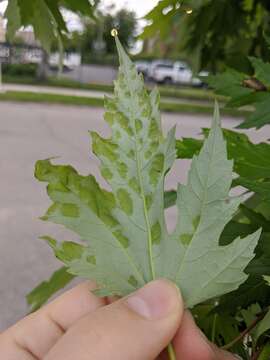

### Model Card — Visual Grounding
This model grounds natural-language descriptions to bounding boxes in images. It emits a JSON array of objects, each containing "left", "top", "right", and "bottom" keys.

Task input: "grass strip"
[
  {"left": 3, "top": 75, "right": 227, "bottom": 103},
  {"left": 0, "top": 90, "right": 247, "bottom": 117}
]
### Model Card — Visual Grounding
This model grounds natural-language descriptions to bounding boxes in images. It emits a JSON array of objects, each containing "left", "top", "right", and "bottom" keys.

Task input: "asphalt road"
[{"left": 0, "top": 101, "right": 269, "bottom": 330}]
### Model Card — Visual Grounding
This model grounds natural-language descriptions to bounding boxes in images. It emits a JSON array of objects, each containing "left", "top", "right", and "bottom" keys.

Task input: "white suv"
[
  {"left": 152, "top": 61, "right": 207, "bottom": 86},
  {"left": 148, "top": 60, "right": 174, "bottom": 80}
]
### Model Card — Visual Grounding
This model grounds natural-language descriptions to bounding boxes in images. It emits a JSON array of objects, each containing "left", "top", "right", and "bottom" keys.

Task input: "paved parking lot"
[{"left": 0, "top": 101, "right": 268, "bottom": 330}]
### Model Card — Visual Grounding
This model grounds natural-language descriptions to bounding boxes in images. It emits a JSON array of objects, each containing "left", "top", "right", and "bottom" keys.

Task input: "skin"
[{"left": 0, "top": 280, "right": 238, "bottom": 360}]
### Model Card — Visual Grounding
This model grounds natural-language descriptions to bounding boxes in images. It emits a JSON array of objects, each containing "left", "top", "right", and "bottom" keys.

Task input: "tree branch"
[{"left": 222, "top": 311, "right": 267, "bottom": 351}]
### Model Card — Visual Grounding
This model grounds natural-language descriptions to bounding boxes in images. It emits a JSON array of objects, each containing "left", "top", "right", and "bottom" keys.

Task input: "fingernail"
[{"left": 126, "top": 279, "right": 181, "bottom": 320}]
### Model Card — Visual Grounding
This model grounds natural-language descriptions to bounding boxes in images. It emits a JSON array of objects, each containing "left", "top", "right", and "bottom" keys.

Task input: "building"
[
  {"left": 0, "top": 15, "right": 39, "bottom": 46},
  {"left": 16, "top": 30, "right": 40, "bottom": 47}
]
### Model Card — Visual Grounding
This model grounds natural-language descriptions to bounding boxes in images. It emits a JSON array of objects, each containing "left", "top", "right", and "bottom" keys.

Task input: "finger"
[
  {"left": 0, "top": 281, "right": 106, "bottom": 359},
  {"left": 45, "top": 279, "right": 183, "bottom": 360},
  {"left": 173, "top": 311, "right": 238, "bottom": 359}
]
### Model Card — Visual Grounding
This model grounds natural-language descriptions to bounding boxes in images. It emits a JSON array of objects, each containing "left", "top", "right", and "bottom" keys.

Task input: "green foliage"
[
  {"left": 216, "top": 276, "right": 270, "bottom": 313},
  {"left": 258, "top": 344, "right": 270, "bottom": 360},
  {"left": 174, "top": 44, "right": 270, "bottom": 355},
  {"left": 31, "top": 39, "right": 259, "bottom": 315},
  {"left": 141, "top": 0, "right": 270, "bottom": 72},
  {"left": 176, "top": 129, "right": 270, "bottom": 179},
  {"left": 4, "top": 0, "right": 95, "bottom": 52},
  {"left": 205, "top": 61, "right": 270, "bottom": 328},
  {"left": 208, "top": 56, "right": 270, "bottom": 129},
  {"left": 255, "top": 309, "right": 270, "bottom": 341},
  {"left": 236, "top": 179, "right": 270, "bottom": 203},
  {"left": 193, "top": 305, "right": 247, "bottom": 357},
  {"left": 2, "top": 63, "right": 38, "bottom": 77}
]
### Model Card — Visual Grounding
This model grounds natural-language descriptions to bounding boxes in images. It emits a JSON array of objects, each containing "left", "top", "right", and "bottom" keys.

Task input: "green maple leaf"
[
  {"left": 177, "top": 129, "right": 270, "bottom": 180},
  {"left": 216, "top": 276, "right": 270, "bottom": 313},
  {"left": 235, "top": 178, "right": 270, "bottom": 202},
  {"left": 27, "top": 266, "right": 75, "bottom": 312},
  {"left": 33, "top": 37, "right": 260, "bottom": 308},
  {"left": 193, "top": 305, "right": 247, "bottom": 357},
  {"left": 207, "top": 57, "right": 270, "bottom": 129},
  {"left": 254, "top": 308, "right": 270, "bottom": 341},
  {"left": 4, "top": 0, "right": 94, "bottom": 52}
]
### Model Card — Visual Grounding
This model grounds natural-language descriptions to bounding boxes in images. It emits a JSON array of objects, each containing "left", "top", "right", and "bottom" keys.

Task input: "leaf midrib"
[{"left": 120, "top": 61, "right": 156, "bottom": 280}]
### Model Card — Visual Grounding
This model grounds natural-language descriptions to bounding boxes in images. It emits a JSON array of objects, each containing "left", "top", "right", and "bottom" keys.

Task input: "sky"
[
  {"left": 100, "top": 0, "right": 159, "bottom": 17},
  {"left": 64, "top": 0, "right": 159, "bottom": 32},
  {"left": 0, "top": 0, "right": 159, "bottom": 19}
]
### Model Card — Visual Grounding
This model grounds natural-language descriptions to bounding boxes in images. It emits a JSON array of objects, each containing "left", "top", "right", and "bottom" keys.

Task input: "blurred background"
[{"left": 0, "top": 0, "right": 270, "bottom": 331}]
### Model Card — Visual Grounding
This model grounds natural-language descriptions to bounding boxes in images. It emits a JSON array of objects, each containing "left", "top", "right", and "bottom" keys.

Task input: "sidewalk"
[{"left": 3, "top": 83, "right": 109, "bottom": 99}]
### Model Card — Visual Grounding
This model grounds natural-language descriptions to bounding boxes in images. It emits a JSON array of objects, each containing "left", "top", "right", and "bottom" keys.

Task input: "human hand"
[{"left": 0, "top": 280, "right": 239, "bottom": 359}]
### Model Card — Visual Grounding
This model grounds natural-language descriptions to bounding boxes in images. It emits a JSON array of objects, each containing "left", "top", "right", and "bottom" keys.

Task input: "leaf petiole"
[{"left": 167, "top": 343, "right": 176, "bottom": 360}]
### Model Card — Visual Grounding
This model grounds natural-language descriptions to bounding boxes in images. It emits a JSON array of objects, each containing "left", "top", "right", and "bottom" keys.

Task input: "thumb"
[{"left": 45, "top": 279, "right": 183, "bottom": 360}]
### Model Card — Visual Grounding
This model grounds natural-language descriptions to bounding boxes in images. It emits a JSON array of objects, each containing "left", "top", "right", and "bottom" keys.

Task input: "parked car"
[
  {"left": 135, "top": 60, "right": 150, "bottom": 78},
  {"left": 152, "top": 61, "right": 208, "bottom": 87},
  {"left": 147, "top": 60, "right": 174, "bottom": 80}
]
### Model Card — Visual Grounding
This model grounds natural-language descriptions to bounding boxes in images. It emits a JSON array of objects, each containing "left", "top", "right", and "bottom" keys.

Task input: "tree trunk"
[{"left": 37, "top": 49, "right": 49, "bottom": 81}]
